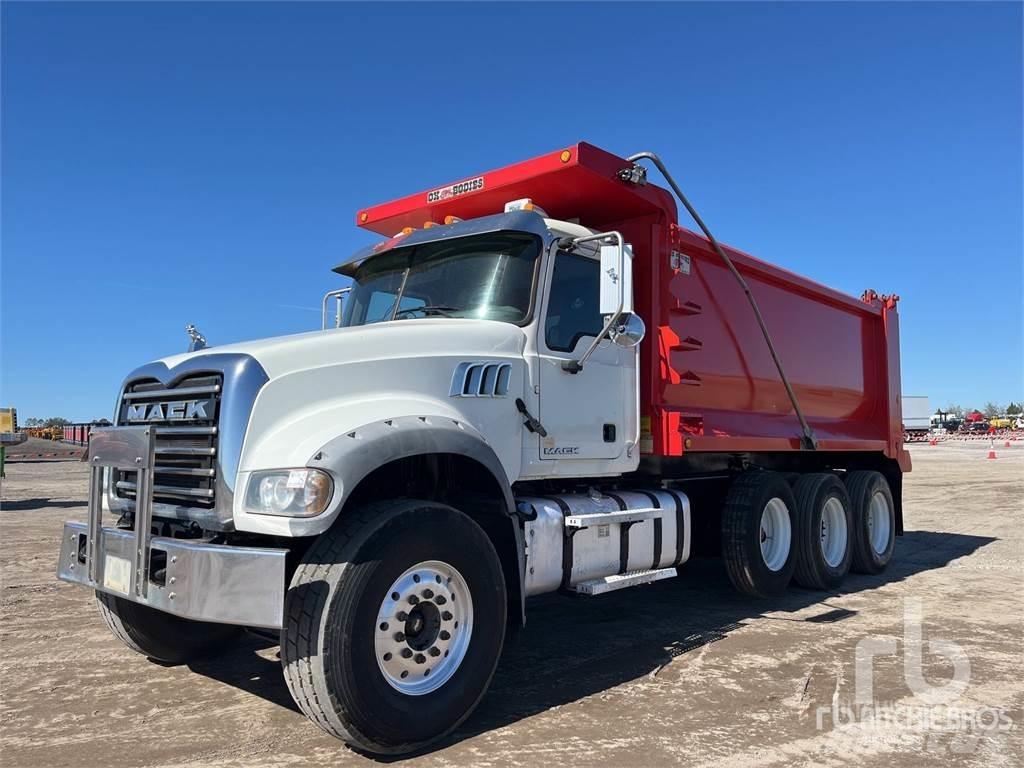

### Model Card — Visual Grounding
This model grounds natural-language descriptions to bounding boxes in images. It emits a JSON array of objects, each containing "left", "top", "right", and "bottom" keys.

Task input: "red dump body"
[{"left": 358, "top": 142, "right": 910, "bottom": 471}]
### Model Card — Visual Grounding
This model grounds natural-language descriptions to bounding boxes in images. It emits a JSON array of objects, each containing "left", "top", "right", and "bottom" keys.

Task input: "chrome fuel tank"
[{"left": 517, "top": 489, "right": 690, "bottom": 597}]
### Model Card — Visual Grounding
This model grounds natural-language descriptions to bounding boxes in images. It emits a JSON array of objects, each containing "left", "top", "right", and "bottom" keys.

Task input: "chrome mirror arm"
[{"left": 562, "top": 231, "right": 625, "bottom": 374}]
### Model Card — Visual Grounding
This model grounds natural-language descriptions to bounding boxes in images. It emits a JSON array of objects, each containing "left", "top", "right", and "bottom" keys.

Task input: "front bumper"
[
  {"left": 57, "top": 522, "right": 287, "bottom": 629},
  {"left": 56, "top": 426, "right": 287, "bottom": 629}
]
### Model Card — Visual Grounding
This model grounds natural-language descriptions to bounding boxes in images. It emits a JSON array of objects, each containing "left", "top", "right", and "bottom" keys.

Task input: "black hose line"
[{"left": 626, "top": 151, "right": 818, "bottom": 450}]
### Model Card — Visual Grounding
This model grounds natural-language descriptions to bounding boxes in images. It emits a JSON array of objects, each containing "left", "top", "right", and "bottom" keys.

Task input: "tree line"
[
  {"left": 23, "top": 417, "right": 111, "bottom": 427},
  {"left": 940, "top": 402, "right": 1022, "bottom": 418}
]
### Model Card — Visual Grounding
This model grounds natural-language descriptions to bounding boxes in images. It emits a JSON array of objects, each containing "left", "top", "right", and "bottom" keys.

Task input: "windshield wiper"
[{"left": 393, "top": 304, "right": 458, "bottom": 319}]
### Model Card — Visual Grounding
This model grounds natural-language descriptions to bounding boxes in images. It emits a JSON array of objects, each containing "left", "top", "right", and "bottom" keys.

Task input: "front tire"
[
  {"left": 95, "top": 591, "right": 241, "bottom": 664},
  {"left": 281, "top": 499, "right": 506, "bottom": 755}
]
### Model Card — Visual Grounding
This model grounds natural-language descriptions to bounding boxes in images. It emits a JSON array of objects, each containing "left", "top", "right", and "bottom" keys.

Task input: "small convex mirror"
[{"left": 609, "top": 313, "right": 645, "bottom": 348}]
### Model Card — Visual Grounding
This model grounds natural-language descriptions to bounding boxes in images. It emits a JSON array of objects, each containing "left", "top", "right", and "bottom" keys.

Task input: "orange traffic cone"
[
  {"left": 929, "top": 438, "right": 938, "bottom": 446},
  {"left": 987, "top": 439, "right": 997, "bottom": 460},
  {"left": 1005, "top": 441, "right": 1012, "bottom": 448}
]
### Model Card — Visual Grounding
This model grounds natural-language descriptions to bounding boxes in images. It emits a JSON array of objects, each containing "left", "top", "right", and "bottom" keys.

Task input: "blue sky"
[{"left": 2, "top": 2, "right": 1021, "bottom": 421}]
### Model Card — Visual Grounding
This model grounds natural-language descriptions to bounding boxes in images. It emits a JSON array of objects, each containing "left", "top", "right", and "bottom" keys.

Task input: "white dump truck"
[{"left": 58, "top": 143, "right": 909, "bottom": 755}]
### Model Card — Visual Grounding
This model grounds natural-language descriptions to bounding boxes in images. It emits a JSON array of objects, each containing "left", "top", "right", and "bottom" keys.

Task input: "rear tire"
[
  {"left": 281, "top": 499, "right": 506, "bottom": 755},
  {"left": 844, "top": 471, "right": 896, "bottom": 574},
  {"left": 722, "top": 472, "right": 797, "bottom": 597},
  {"left": 95, "top": 591, "right": 241, "bottom": 664},
  {"left": 792, "top": 474, "right": 853, "bottom": 590}
]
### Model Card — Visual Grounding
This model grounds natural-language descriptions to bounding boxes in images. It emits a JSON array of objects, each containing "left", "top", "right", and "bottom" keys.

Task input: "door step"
[
  {"left": 563, "top": 507, "right": 659, "bottom": 529},
  {"left": 568, "top": 567, "right": 678, "bottom": 595}
]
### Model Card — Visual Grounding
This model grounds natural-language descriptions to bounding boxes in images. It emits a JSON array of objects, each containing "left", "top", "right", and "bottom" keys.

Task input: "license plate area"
[{"left": 103, "top": 555, "right": 132, "bottom": 594}]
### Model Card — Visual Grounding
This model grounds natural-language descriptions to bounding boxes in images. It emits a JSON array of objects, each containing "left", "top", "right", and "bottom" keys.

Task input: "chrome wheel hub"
[{"left": 374, "top": 560, "right": 473, "bottom": 696}]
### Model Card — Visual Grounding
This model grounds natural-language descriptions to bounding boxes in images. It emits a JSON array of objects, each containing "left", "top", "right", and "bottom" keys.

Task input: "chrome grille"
[{"left": 115, "top": 374, "right": 221, "bottom": 512}]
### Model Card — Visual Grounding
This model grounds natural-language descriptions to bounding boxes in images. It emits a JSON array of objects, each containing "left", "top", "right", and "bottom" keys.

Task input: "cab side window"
[{"left": 545, "top": 252, "right": 603, "bottom": 352}]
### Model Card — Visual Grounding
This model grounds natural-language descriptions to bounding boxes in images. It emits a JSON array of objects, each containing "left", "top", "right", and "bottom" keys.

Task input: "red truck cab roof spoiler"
[{"left": 355, "top": 142, "right": 678, "bottom": 236}]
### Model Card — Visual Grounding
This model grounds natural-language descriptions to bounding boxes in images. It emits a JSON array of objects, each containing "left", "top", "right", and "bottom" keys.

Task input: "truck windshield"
[{"left": 342, "top": 233, "right": 540, "bottom": 327}]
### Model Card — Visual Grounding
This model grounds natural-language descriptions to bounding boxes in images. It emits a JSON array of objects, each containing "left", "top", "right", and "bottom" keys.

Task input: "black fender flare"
[{"left": 307, "top": 415, "right": 526, "bottom": 625}]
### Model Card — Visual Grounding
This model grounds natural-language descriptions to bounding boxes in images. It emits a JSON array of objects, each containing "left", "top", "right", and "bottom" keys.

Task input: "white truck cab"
[{"left": 58, "top": 205, "right": 665, "bottom": 755}]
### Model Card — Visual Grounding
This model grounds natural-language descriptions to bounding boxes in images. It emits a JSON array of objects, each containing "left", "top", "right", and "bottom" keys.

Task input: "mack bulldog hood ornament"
[{"left": 185, "top": 324, "right": 207, "bottom": 352}]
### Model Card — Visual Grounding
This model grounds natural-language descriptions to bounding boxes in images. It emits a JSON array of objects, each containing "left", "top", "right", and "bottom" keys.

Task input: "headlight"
[{"left": 244, "top": 468, "right": 333, "bottom": 517}]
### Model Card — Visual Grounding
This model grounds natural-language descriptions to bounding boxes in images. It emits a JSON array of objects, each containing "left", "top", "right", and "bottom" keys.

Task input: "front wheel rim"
[
  {"left": 867, "top": 491, "right": 892, "bottom": 555},
  {"left": 374, "top": 560, "right": 473, "bottom": 696},
  {"left": 820, "top": 496, "right": 849, "bottom": 568},
  {"left": 759, "top": 497, "right": 792, "bottom": 572}
]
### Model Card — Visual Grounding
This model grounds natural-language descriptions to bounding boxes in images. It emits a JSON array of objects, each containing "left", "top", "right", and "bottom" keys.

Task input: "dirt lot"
[{"left": 1, "top": 443, "right": 1021, "bottom": 767}]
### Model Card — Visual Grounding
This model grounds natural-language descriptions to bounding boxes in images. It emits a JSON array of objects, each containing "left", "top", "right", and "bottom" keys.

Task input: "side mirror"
[
  {"left": 610, "top": 313, "right": 645, "bottom": 348},
  {"left": 562, "top": 232, "right": 637, "bottom": 374},
  {"left": 599, "top": 242, "right": 634, "bottom": 316}
]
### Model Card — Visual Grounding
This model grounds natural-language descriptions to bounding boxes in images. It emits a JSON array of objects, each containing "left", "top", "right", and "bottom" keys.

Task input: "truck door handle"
[{"left": 515, "top": 399, "right": 548, "bottom": 438}]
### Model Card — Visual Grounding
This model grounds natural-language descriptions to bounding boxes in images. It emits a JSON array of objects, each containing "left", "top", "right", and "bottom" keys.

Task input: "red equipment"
[
  {"left": 61, "top": 423, "right": 93, "bottom": 446},
  {"left": 359, "top": 142, "right": 910, "bottom": 474}
]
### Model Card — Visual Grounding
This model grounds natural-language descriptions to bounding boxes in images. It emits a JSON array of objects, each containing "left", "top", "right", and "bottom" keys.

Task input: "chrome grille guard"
[{"left": 58, "top": 425, "right": 287, "bottom": 629}]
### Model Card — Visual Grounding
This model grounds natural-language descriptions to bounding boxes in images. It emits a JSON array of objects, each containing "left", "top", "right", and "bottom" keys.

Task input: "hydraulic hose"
[{"left": 626, "top": 151, "right": 818, "bottom": 450}]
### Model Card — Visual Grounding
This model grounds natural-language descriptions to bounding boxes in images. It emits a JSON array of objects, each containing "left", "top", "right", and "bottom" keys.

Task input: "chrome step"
[
  {"left": 568, "top": 567, "right": 678, "bottom": 595},
  {"left": 564, "top": 507, "right": 659, "bottom": 529}
]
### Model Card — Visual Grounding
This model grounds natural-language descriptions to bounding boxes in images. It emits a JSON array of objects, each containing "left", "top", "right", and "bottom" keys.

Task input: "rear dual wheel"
[
  {"left": 844, "top": 470, "right": 896, "bottom": 574},
  {"left": 792, "top": 474, "right": 853, "bottom": 590},
  {"left": 722, "top": 471, "right": 798, "bottom": 597}
]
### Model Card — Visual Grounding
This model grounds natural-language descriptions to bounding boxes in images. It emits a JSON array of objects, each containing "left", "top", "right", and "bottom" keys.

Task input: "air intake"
[{"left": 450, "top": 362, "right": 512, "bottom": 398}]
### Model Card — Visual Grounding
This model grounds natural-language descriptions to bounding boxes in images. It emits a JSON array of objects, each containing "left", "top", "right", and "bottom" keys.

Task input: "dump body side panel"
[{"left": 642, "top": 224, "right": 907, "bottom": 466}]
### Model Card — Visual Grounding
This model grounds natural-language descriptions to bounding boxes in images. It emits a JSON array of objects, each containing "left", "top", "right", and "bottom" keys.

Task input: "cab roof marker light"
[
  {"left": 423, "top": 221, "right": 439, "bottom": 229},
  {"left": 504, "top": 198, "right": 548, "bottom": 217},
  {"left": 443, "top": 215, "right": 462, "bottom": 225}
]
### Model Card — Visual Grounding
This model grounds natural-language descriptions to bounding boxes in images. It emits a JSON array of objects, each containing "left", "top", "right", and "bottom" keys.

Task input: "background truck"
[
  {"left": 901, "top": 395, "right": 932, "bottom": 441},
  {"left": 57, "top": 142, "right": 910, "bottom": 755}
]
